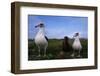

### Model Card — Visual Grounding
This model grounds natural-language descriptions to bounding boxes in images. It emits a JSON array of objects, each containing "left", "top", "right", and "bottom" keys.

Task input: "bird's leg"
[
  {"left": 43, "top": 47, "right": 47, "bottom": 57},
  {"left": 77, "top": 50, "right": 81, "bottom": 57},
  {"left": 37, "top": 47, "right": 41, "bottom": 57},
  {"left": 71, "top": 50, "right": 75, "bottom": 57}
]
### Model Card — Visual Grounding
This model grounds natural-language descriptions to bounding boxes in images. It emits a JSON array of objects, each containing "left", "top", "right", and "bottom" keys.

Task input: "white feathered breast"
[
  {"left": 35, "top": 32, "right": 48, "bottom": 47},
  {"left": 72, "top": 37, "right": 82, "bottom": 50}
]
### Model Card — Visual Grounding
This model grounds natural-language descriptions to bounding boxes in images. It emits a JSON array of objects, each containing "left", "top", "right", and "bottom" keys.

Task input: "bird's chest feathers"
[
  {"left": 35, "top": 29, "right": 48, "bottom": 46},
  {"left": 35, "top": 34, "right": 46, "bottom": 42},
  {"left": 73, "top": 37, "right": 82, "bottom": 50}
]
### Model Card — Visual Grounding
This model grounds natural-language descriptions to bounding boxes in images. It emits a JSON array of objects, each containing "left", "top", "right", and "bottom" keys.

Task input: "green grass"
[{"left": 28, "top": 38, "right": 88, "bottom": 60}]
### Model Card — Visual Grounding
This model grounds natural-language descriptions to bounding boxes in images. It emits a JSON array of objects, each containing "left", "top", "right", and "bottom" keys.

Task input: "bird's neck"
[
  {"left": 37, "top": 27, "right": 45, "bottom": 35},
  {"left": 75, "top": 36, "right": 80, "bottom": 41}
]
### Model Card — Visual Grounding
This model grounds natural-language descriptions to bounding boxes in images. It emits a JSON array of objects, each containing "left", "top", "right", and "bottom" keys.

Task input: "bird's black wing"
[{"left": 45, "top": 36, "right": 48, "bottom": 41}]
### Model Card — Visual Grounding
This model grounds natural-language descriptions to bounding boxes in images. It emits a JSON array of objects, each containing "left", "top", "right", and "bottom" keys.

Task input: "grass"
[{"left": 28, "top": 38, "right": 88, "bottom": 60}]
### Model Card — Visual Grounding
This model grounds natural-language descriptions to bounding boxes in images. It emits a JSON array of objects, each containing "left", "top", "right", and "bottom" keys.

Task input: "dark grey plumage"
[
  {"left": 45, "top": 36, "right": 48, "bottom": 42},
  {"left": 62, "top": 36, "right": 72, "bottom": 52}
]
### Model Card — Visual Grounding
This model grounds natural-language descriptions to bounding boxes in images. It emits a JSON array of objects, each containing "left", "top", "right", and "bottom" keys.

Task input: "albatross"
[
  {"left": 34, "top": 22, "right": 48, "bottom": 57},
  {"left": 71, "top": 33, "right": 82, "bottom": 57}
]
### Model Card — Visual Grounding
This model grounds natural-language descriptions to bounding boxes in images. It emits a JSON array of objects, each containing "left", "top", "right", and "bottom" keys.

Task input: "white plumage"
[
  {"left": 71, "top": 33, "right": 82, "bottom": 57},
  {"left": 34, "top": 23, "right": 48, "bottom": 57},
  {"left": 73, "top": 36, "right": 82, "bottom": 51}
]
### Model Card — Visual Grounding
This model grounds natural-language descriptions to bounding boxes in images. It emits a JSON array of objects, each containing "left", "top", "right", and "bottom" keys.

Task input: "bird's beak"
[
  {"left": 73, "top": 34, "right": 76, "bottom": 38},
  {"left": 35, "top": 25, "right": 39, "bottom": 28}
]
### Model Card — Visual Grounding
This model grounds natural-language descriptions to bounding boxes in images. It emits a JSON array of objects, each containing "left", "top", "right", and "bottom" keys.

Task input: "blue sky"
[{"left": 28, "top": 15, "right": 88, "bottom": 39}]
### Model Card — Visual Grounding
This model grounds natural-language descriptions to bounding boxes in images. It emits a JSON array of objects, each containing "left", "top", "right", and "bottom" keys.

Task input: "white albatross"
[
  {"left": 34, "top": 23, "right": 48, "bottom": 57},
  {"left": 71, "top": 33, "right": 82, "bottom": 57}
]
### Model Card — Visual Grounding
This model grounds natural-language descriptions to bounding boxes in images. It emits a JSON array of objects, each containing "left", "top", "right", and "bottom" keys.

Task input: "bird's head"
[
  {"left": 73, "top": 32, "right": 79, "bottom": 38},
  {"left": 35, "top": 23, "right": 44, "bottom": 28},
  {"left": 64, "top": 36, "right": 69, "bottom": 41}
]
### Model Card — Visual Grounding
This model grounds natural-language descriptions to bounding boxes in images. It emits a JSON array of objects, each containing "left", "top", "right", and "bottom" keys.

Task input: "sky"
[{"left": 28, "top": 15, "right": 88, "bottom": 39}]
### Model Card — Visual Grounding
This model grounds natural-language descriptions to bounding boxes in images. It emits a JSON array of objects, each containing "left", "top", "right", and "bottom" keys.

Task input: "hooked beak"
[
  {"left": 73, "top": 35, "right": 76, "bottom": 37},
  {"left": 73, "top": 33, "right": 79, "bottom": 38},
  {"left": 73, "top": 34, "right": 77, "bottom": 38},
  {"left": 73, "top": 35, "right": 75, "bottom": 38},
  {"left": 35, "top": 25, "right": 39, "bottom": 28}
]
